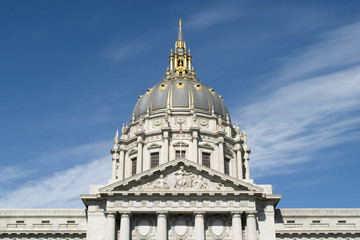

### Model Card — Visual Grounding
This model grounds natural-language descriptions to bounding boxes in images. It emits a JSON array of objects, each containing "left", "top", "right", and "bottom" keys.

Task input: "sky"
[{"left": 1, "top": 0, "right": 360, "bottom": 209}]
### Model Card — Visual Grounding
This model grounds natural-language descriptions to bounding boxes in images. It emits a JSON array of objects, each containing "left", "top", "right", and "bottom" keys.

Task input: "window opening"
[
  {"left": 151, "top": 152, "right": 159, "bottom": 168},
  {"left": 202, "top": 152, "right": 211, "bottom": 167},
  {"left": 224, "top": 158, "right": 230, "bottom": 175},
  {"left": 176, "top": 150, "right": 185, "bottom": 158},
  {"left": 131, "top": 158, "right": 137, "bottom": 175}
]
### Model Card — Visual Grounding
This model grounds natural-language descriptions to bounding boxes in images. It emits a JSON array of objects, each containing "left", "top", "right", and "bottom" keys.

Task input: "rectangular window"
[
  {"left": 338, "top": 220, "right": 346, "bottom": 223},
  {"left": 286, "top": 220, "right": 295, "bottom": 223},
  {"left": 131, "top": 158, "right": 137, "bottom": 175},
  {"left": 151, "top": 152, "right": 159, "bottom": 168},
  {"left": 312, "top": 220, "right": 321, "bottom": 223},
  {"left": 202, "top": 152, "right": 211, "bottom": 168},
  {"left": 176, "top": 150, "right": 185, "bottom": 158},
  {"left": 16, "top": 220, "right": 24, "bottom": 224},
  {"left": 41, "top": 220, "right": 50, "bottom": 224},
  {"left": 67, "top": 220, "right": 75, "bottom": 224},
  {"left": 224, "top": 158, "right": 230, "bottom": 175}
]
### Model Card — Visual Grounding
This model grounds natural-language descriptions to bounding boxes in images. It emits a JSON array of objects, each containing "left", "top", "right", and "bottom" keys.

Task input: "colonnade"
[{"left": 105, "top": 211, "right": 258, "bottom": 240}]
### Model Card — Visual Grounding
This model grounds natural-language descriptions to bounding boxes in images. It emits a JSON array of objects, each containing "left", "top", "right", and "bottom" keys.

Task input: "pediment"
[
  {"left": 148, "top": 143, "right": 162, "bottom": 149},
  {"left": 99, "top": 159, "right": 263, "bottom": 194},
  {"left": 199, "top": 143, "right": 214, "bottom": 150},
  {"left": 173, "top": 141, "right": 189, "bottom": 147}
]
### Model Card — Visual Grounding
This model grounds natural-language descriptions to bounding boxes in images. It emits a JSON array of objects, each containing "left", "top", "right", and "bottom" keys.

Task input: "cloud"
[
  {"left": 0, "top": 156, "right": 111, "bottom": 208},
  {"left": 233, "top": 21, "right": 360, "bottom": 177},
  {"left": 104, "top": 39, "right": 150, "bottom": 63},
  {"left": 0, "top": 167, "right": 35, "bottom": 185},
  {"left": 0, "top": 141, "right": 112, "bottom": 208},
  {"left": 278, "top": 22, "right": 360, "bottom": 81},
  {"left": 187, "top": 3, "right": 241, "bottom": 29}
]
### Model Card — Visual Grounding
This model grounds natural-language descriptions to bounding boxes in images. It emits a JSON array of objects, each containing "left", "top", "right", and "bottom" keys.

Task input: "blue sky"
[{"left": 1, "top": 0, "right": 360, "bottom": 208}]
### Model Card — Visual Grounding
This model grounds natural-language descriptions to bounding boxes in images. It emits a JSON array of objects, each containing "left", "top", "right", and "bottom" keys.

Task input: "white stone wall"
[
  {"left": 113, "top": 111, "right": 247, "bottom": 183},
  {"left": 0, "top": 209, "right": 86, "bottom": 239},
  {"left": 275, "top": 208, "right": 360, "bottom": 239}
]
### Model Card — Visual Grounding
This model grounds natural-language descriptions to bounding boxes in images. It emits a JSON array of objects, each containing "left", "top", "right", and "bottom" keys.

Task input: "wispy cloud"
[
  {"left": 233, "top": 21, "right": 360, "bottom": 177},
  {"left": 104, "top": 38, "right": 151, "bottom": 63},
  {"left": 0, "top": 167, "right": 35, "bottom": 185},
  {"left": 0, "top": 157, "right": 111, "bottom": 208},
  {"left": 187, "top": 3, "right": 242, "bottom": 29},
  {"left": 0, "top": 141, "right": 112, "bottom": 208},
  {"left": 278, "top": 22, "right": 360, "bottom": 81}
]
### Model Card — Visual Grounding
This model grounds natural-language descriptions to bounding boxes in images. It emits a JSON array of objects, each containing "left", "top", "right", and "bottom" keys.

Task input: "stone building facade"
[{"left": 1, "top": 20, "right": 359, "bottom": 240}]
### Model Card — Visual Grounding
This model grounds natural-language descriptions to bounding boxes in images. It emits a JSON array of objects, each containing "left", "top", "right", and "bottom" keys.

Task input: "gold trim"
[
  {"left": 176, "top": 82, "right": 185, "bottom": 89},
  {"left": 194, "top": 84, "right": 201, "bottom": 90},
  {"left": 160, "top": 83, "right": 168, "bottom": 91},
  {"left": 146, "top": 88, "right": 152, "bottom": 95}
]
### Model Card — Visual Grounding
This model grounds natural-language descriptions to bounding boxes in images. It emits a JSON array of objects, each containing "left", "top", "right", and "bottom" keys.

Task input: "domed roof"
[
  {"left": 132, "top": 78, "right": 229, "bottom": 118},
  {"left": 132, "top": 19, "right": 229, "bottom": 120}
]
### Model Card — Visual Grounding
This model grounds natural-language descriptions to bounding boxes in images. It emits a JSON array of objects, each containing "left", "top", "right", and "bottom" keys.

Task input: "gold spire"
[{"left": 179, "top": 19, "right": 182, "bottom": 29}]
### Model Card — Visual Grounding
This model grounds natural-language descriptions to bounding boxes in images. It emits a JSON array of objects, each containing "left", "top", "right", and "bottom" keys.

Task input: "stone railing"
[
  {"left": 310, "top": 223, "right": 329, "bottom": 228},
  {"left": 7, "top": 224, "right": 26, "bottom": 228},
  {"left": 283, "top": 223, "right": 303, "bottom": 228},
  {"left": 59, "top": 223, "right": 78, "bottom": 229},
  {"left": 33, "top": 223, "right": 52, "bottom": 228},
  {"left": 336, "top": 223, "right": 356, "bottom": 228}
]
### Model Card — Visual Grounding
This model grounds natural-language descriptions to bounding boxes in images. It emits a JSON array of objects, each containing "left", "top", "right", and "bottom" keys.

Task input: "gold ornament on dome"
[
  {"left": 145, "top": 88, "right": 152, "bottom": 95},
  {"left": 176, "top": 82, "right": 185, "bottom": 89},
  {"left": 194, "top": 84, "right": 202, "bottom": 90},
  {"left": 160, "top": 84, "right": 168, "bottom": 91}
]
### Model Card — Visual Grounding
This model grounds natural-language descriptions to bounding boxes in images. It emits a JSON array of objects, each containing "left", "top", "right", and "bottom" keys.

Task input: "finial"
[
  {"left": 188, "top": 49, "right": 190, "bottom": 55},
  {"left": 171, "top": 49, "right": 173, "bottom": 54},
  {"left": 178, "top": 19, "right": 183, "bottom": 41},
  {"left": 242, "top": 128, "right": 248, "bottom": 143},
  {"left": 114, "top": 128, "right": 119, "bottom": 145}
]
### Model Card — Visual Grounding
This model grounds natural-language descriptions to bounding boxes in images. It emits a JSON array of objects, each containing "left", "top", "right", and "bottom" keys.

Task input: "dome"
[
  {"left": 132, "top": 19, "right": 229, "bottom": 121},
  {"left": 132, "top": 78, "right": 229, "bottom": 119}
]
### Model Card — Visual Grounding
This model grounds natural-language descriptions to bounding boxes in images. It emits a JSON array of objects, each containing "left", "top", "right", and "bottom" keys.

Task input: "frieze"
[
  {"left": 152, "top": 119, "right": 163, "bottom": 127},
  {"left": 0, "top": 209, "right": 85, "bottom": 216},
  {"left": 129, "top": 167, "right": 234, "bottom": 192},
  {"left": 199, "top": 119, "right": 208, "bottom": 127},
  {"left": 175, "top": 117, "right": 187, "bottom": 125},
  {"left": 108, "top": 198, "right": 250, "bottom": 210}
]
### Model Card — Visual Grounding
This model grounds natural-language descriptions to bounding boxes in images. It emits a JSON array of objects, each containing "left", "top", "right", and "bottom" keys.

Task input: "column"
[
  {"left": 188, "top": 56, "right": 192, "bottom": 71},
  {"left": 162, "top": 137, "right": 169, "bottom": 164},
  {"left": 192, "top": 130, "right": 199, "bottom": 163},
  {"left": 117, "top": 149, "right": 125, "bottom": 180},
  {"left": 137, "top": 136, "right": 143, "bottom": 174},
  {"left": 237, "top": 150, "right": 243, "bottom": 179},
  {"left": 244, "top": 151, "right": 250, "bottom": 180},
  {"left": 170, "top": 56, "right": 174, "bottom": 71},
  {"left": 231, "top": 213, "right": 242, "bottom": 240},
  {"left": 106, "top": 213, "right": 116, "bottom": 240},
  {"left": 161, "top": 129, "right": 170, "bottom": 164},
  {"left": 111, "top": 154, "right": 117, "bottom": 180},
  {"left": 184, "top": 56, "right": 187, "bottom": 71},
  {"left": 194, "top": 212, "right": 205, "bottom": 240},
  {"left": 157, "top": 212, "right": 167, "bottom": 240},
  {"left": 119, "top": 213, "right": 130, "bottom": 240},
  {"left": 246, "top": 212, "right": 257, "bottom": 240},
  {"left": 218, "top": 137, "right": 224, "bottom": 172}
]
